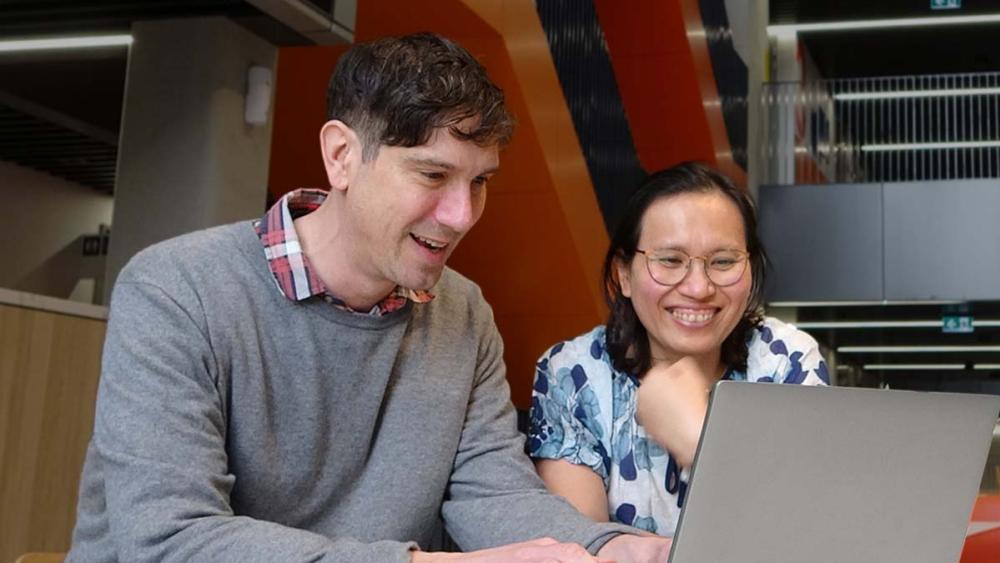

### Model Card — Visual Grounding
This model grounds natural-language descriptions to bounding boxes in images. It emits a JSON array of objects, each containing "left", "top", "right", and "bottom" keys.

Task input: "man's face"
[{"left": 344, "top": 122, "right": 499, "bottom": 292}]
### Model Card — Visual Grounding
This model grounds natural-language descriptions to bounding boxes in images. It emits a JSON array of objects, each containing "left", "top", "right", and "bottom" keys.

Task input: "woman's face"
[{"left": 617, "top": 190, "right": 752, "bottom": 367}]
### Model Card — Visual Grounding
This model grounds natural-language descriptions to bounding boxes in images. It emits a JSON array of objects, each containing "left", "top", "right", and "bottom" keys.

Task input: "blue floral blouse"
[{"left": 527, "top": 317, "right": 829, "bottom": 536}]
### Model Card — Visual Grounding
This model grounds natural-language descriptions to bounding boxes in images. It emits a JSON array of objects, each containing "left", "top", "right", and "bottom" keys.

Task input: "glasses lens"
[
  {"left": 645, "top": 250, "right": 689, "bottom": 285},
  {"left": 705, "top": 251, "right": 747, "bottom": 286}
]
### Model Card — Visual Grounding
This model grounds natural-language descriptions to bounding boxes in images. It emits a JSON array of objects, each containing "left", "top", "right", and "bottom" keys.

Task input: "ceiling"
[
  {"left": 0, "top": 46, "right": 127, "bottom": 193},
  {"left": 772, "top": 0, "right": 1000, "bottom": 78},
  {"left": 0, "top": 0, "right": 318, "bottom": 194},
  {"left": 5, "top": 0, "right": 999, "bottom": 194}
]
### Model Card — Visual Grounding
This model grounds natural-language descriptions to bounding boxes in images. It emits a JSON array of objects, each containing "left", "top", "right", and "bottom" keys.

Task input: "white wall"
[
  {"left": 0, "top": 159, "right": 114, "bottom": 299},
  {"left": 726, "top": 0, "right": 769, "bottom": 196},
  {"left": 106, "top": 17, "right": 276, "bottom": 297}
]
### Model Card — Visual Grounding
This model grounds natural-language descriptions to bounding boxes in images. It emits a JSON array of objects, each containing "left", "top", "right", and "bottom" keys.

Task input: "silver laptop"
[{"left": 668, "top": 382, "right": 1000, "bottom": 563}]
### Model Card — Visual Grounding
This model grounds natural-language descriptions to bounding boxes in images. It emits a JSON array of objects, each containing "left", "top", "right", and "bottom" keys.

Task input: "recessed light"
[
  {"left": 839, "top": 345, "right": 1000, "bottom": 353},
  {"left": 835, "top": 87, "right": 1000, "bottom": 101},
  {"left": 768, "top": 14, "right": 1000, "bottom": 37},
  {"left": 863, "top": 364, "right": 966, "bottom": 370},
  {"left": 0, "top": 34, "right": 132, "bottom": 54},
  {"left": 796, "top": 320, "right": 1000, "bottom": 329},
  {"left": 862, "top": 141, "right": 1000, "bottom": 152},
  {"left": 768, "top": 300, "right": 963, "bottom": 307}
]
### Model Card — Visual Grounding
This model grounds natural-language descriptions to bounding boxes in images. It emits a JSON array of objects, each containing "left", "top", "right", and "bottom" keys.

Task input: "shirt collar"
[{"left": 254, "top": 188, "right": 434, "bottom": 315}]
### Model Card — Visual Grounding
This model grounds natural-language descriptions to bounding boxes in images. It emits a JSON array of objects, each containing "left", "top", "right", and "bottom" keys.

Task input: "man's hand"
[
  {"left": 597, "top": 534, "right": 673, "bottom": 563},
  {"left": 411, "top": 537, "right": 613, "bottom": 562},
  {"left": 635, "top": 356, "right": 712, "bottom": 468}
]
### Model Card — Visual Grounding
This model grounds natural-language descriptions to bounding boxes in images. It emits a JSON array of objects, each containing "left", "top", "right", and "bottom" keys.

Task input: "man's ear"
[
  {"left": 320, "top": 120, "right": 361, "bottom": 192},
  {"left": 616, "top": 255, "right": 633, "bottom": 299}
]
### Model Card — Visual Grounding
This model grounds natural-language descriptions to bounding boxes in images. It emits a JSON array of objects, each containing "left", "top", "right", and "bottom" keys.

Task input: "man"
[{"left": 68, "top": 33, "right": 670, "bottom": 562}]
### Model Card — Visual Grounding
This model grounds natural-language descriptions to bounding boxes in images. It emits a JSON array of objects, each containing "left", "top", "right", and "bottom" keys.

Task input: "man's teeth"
[
  {"left": 414, "top": 235, "right": 447, "bottom": 249},
  {"left": 671, "top": 310, "right": 715, "bottom": 323}
]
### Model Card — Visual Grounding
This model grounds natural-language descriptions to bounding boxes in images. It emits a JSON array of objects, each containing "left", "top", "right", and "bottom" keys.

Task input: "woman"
[{"left": 527, "top": 162, "right": 829, "bottom": 535}]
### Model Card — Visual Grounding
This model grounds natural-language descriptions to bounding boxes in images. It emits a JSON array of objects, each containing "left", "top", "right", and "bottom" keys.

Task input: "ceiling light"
[
  {"left": 768, "top": 300, "right": 962, "bottom": 307},
  {"left": 796, "top": 320, "right": 1000, "bottom": 329},
  {"left": 863, "top": 364, "right": 965, "bottom": 370},
  {"left": 862, "top": 141, "right": 1000, "bottom": 152},
  {"left": 835, "top": 87, "right": 1000, "bottom": 101},
  {"left": 0, "top": 34, "right": 132, "bottom": 54},
  {"left": 839, "top": 345, "right": 1000, "bottom": 353},
  {"left": 767, "top": 14, "right": 1000, "bottom": 37},
  {"left": 975, "top": 364, "right": 1000, "bottom": 370},
  {"left": 797, "top": 321, "right": 938, "bottom": 329}
]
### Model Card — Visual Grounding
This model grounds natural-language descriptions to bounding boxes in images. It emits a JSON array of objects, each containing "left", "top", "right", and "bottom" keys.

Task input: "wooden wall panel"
[{"left": 0, "top": 304, "right": 104, "bottom": 563}]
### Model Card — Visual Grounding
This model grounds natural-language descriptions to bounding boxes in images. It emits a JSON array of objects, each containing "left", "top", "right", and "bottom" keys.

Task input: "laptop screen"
[{"left": 668, "top": 382, "right": 999, "bottom": 563}]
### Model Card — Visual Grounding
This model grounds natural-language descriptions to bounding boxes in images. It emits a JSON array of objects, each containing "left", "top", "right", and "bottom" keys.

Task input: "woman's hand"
[{"left": 635, "top": 357, "right": 712, "bottom": 468}]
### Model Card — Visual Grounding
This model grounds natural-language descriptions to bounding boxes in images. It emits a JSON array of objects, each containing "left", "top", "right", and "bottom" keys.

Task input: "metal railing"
[{"left": 761, "top": 72, "right": 1000, "bottom": 185}]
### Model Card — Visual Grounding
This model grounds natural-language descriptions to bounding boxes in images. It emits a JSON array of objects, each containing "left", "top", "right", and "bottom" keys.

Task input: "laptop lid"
[{"left": 667, "top": 382, "right": 1000, "bottom": 563}]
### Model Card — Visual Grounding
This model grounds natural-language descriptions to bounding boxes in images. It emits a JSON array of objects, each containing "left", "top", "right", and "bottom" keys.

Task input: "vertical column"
[
  {"left": 105, "top": 17, "right": 276, "bottom": 300},
  {"left": 729, "top": 0, "right": 770, "bottom": 197}
]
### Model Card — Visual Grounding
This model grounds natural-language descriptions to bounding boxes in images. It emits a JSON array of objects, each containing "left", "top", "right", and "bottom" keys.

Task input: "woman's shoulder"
[
  {"left": 746, "top": 316, "right": 829, "bottom": 384},
  {"left": 536, "top": 325, "right": 622, "bottom": 388},
  {"left": 539, "top": 325, "right": 609, "bottom": 366},
  {"left": 749, "top": 316, "right": 821, "bottom": 355}
]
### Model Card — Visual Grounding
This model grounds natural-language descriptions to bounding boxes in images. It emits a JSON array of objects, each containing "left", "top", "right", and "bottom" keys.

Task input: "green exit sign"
[
  {"left": 931, "top": 0, "right": 961, "bottom": 9},
  {"left": 942, "top": 316, "right": 974, "bottom": 333}
]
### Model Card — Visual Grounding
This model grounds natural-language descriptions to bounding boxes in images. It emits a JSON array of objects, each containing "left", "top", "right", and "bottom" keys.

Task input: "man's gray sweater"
[{"left": 67, "top": 223, "right": 632, "bottom": 562}]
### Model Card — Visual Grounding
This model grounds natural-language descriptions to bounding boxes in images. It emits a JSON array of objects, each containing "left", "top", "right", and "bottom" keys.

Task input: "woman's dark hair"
[
  {"left": 602, "top": 161, "right": 768, "bottom": 376},
  {"left": 327, "top": 32, "right": 514, "bottom": 161}
]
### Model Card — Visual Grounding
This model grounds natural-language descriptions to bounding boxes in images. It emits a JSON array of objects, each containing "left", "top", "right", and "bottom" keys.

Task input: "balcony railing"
[{"left": 761, "top": 72, "right": 1000, "bottom": 185}]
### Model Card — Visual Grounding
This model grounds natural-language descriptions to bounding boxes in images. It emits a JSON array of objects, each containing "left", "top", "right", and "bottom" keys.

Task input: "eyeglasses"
[{"left": 634, "top": 248, "right": 749, "bottom": 287}]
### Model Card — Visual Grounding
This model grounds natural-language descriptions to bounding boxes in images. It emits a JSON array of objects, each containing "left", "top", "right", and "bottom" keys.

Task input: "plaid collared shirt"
[{"left": 254, "top": 188, "right": 434, "bottom": 316}]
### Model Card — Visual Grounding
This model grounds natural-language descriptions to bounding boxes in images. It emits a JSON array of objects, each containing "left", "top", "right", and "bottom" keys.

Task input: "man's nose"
[{"left": 435, "top": 184, "right": 476, "bottom": 233}]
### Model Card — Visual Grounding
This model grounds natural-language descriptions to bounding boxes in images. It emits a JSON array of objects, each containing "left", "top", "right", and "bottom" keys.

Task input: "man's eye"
[
  {"left": 421, "top": 171, "right": 445, "bottom": 181},
  {"left": 471, "top": 176, "right": 489, "bottom": 188}
]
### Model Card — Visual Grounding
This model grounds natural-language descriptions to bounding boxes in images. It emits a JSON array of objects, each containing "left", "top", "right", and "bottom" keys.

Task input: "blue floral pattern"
[{"left": 528, "top": 317, "right": 829, "bottom": 537}]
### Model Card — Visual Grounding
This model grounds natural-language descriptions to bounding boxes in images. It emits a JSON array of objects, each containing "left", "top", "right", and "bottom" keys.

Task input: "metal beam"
[
  {"left": 245, "top": 0, "right": 353, "bottom": 44},
  {"left": 0, "top": 90, "right": 117, "bottom": 145}
]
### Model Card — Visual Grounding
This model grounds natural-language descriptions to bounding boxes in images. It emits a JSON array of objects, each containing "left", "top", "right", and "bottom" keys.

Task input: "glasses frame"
[{"left": 634, "top": 248, "right": 750, "bottom": 288}]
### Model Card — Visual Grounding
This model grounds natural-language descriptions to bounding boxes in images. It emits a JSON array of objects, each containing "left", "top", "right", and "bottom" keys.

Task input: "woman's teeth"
[{"left": 671, "top": 310, "right": 715, "bottom": 323}]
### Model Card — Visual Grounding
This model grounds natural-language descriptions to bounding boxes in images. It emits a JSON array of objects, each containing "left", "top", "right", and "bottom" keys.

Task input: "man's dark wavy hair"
[
  {"left": 326, "top": 32, "right": 514, "bottom": 161},
  {"left": 602, "top": 161, "right": 768, "bottom": 377}
]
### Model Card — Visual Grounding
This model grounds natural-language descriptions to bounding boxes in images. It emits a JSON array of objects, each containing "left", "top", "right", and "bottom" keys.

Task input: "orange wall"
[
  {"left": 594, "top": 0, "right": 746, "bottom": 186},
  {"left": 267, "top": 44, "right": 349, "bottom": 202},
  {"left": 267, "top": 0, "right": 610, "bottom": 408},
  {"left": 961, "top": 496, "right": 1000, "bottom": 563}
]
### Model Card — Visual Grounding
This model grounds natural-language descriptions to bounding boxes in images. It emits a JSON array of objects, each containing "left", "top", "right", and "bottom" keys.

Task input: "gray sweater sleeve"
[
  {"left": 85, "top": 279, "right": 417, "bottom": 563},
  {"left": 440, "top": 310, "right": 637, "bottom": 554}
]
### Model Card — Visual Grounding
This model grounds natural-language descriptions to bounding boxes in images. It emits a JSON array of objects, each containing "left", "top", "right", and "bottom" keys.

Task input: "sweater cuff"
[{"left": 582, "top": 522, "right": 643, "bottom": 555}]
